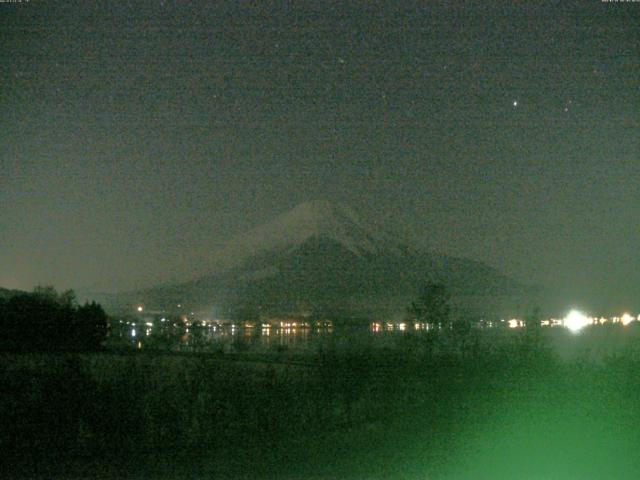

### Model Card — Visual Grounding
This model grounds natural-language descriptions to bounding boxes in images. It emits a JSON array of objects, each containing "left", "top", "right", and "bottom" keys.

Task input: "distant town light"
[
  {"left": 621, "top": 313, "right": 634, "bottom": 326},
  {"left": 564, "top": 310, "right": 589, "bottom": 333},
  {"left": 137, "top": 306, "right": 143, "bottom": 312}
]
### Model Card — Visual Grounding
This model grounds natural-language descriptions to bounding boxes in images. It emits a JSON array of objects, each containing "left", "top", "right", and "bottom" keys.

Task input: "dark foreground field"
[{"left": 2, "top": 328, "right": 640, "bottom": 479}]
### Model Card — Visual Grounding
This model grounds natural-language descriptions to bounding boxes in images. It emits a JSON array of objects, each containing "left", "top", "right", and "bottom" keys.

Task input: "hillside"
[{"left": 104, "top": 201, "right": 532, "bottom": 319}]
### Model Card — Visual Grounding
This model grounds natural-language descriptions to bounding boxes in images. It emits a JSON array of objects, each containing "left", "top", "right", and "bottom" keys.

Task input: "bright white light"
[
  {"left": 131, "top": 328, "right": 136, "bottom": 337},
  {"left": 508, "top": 319, "right": 519, "bottom": 329},
  {"left": 137, "top": 306, "right": 143, "bottom": 312},
  {"left": 512, "top": 100, "right": 518, "bottom": 107},
  {"left": 564, "top": 310, "right": 589, "bottom": 333},
  {"left": 621, "top": 313, "right": 634, "bottom": 326}
]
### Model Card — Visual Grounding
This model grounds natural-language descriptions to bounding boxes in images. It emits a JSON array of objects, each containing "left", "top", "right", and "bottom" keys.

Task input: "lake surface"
[
  {"left": 107, "top": 319, "right": 640, "bottom": 361},
  {"left": 109, "top": 321, "right": 404, "bottom": 355}
]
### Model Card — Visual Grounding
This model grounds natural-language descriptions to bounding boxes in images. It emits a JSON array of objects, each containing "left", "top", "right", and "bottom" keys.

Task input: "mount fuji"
[{"left": 107, "top": 201, "right": 530, "bottom": 320}]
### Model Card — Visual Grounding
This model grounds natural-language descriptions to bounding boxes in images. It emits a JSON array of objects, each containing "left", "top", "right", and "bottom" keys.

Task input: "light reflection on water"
[
  {"left": 107, "top": 319, "right": 640, "bottom": 360},
  {"left": 109, "top": 321, "right": 407, "bottom": 354}
]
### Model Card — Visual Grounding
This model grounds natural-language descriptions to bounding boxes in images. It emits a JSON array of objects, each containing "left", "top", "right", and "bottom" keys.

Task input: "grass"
[{"left": 2, "top": 327, "right": 640, "bottom": 478}]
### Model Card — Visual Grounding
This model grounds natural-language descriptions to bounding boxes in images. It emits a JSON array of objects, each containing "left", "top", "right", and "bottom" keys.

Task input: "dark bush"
[{"left": 0, "top": 287, "right": 107, "bottom": 351}]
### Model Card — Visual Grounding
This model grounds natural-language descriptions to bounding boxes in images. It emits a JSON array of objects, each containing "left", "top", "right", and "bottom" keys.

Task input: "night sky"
[{"left": 1, "top": 1, "right": 638, "bottom": 313}]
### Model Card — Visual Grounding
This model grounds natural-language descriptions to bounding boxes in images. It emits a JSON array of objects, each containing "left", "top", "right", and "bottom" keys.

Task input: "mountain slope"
[
  {"left": 108, "top": 201, "right": 531, "bottom": 319},
  {"left": 199, "top": 200, "right": 413, "bottom": 274}
]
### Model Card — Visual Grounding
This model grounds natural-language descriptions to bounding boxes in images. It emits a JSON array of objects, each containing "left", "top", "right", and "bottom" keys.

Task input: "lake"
[{"left": 107, "top": 319, "right": 640, "bottom": 361}]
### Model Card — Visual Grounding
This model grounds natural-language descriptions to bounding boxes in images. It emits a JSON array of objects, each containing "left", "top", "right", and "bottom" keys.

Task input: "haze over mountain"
[{"left": 101, "top": 201, "right": 533, "bottom": 320}]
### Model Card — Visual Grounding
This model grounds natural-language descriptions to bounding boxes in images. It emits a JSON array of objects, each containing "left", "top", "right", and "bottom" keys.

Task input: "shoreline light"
[
  {"left": 621, "top": 313, "right": 634, "bottom": 326},
  {"left": 564, "top": 310, "right": 589, "bottom": 333}
]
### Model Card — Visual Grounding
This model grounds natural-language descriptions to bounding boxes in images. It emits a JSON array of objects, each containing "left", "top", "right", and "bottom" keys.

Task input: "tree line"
[{"left": 0, "top": 286, "right": 107, "bottom": 351}]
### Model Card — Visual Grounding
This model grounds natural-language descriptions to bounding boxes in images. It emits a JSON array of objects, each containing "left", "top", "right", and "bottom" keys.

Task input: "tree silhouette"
[
  {"left": 74, "top": 301, "right": 108, "bottom": 350},
  {"left": 408, "top": 282, "right": 451, "bottom": 330},
  {"left": 0, "top": 287, "right": 107, "bottom": 351}
]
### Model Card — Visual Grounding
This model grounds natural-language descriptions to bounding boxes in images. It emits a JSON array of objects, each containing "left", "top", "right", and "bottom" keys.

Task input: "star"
[{"left": 563, "top": 99, "right": 573, "bottom": 112}]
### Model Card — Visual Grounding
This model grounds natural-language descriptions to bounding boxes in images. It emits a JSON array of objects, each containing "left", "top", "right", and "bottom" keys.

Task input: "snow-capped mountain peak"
[
  {"left": 205, "top": 200, "right": 407, "bottom": 273},
  {"left": 263, "top": 200, "right": 392, "bottom": 255}
]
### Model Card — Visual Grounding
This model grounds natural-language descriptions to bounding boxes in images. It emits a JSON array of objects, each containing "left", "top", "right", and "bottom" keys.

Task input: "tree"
[
  {"left": 451, "top": 317, "right": 474, "bottom": 359},
  {"left": 408, "top": 282, "right": 451, "bottom": 330},
  {"left": 525, "top": 306, "right": 542, "bottom": 333},
  {"left": 73, "top": 301, "right": 108, "bottom": 350},
  {"left": 33, "top": 285, "right": 76, "bottom": 307},
  {"left": 0, "top": 287, "right": 107, "bottom": 351},
  {"left": 521, "top": 306, "right": 546, "bottom": 365}
]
